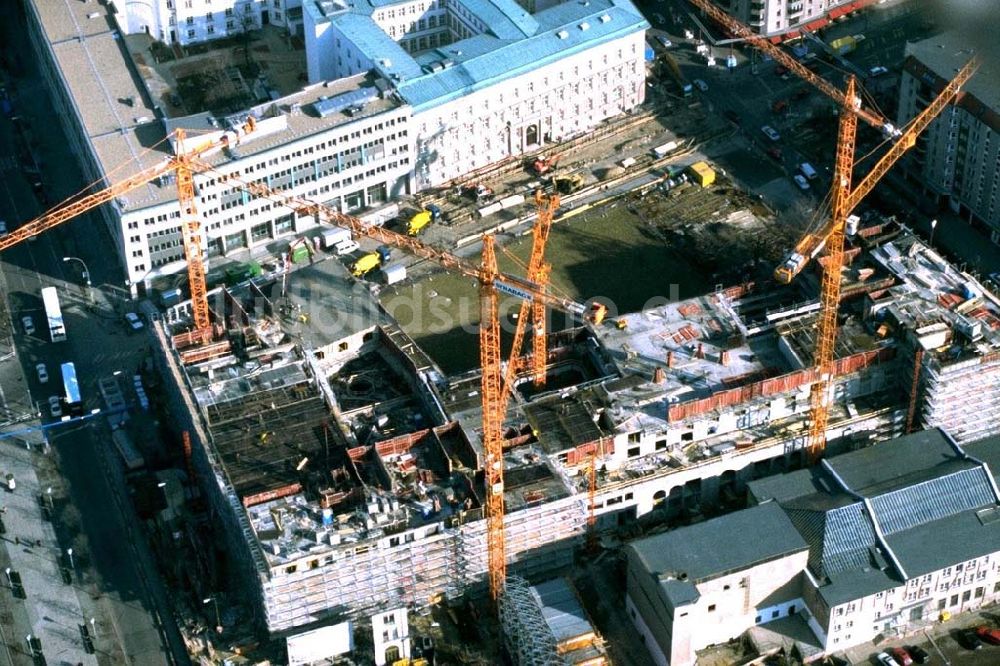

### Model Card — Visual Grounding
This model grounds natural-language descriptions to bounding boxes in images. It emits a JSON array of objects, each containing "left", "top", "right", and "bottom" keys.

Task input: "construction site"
[{"left": 3, "top": 0, "right": 993, "bottom": 662}]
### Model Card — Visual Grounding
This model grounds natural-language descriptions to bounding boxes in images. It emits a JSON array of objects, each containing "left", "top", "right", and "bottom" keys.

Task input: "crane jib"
[{"left": 493, "top": 280, "right": 534, "bottom": 302}]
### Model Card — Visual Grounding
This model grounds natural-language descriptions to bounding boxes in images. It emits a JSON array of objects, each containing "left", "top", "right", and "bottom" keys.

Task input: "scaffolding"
[{"left": 500, "top": 576, "right": 564, "bottom": 666}]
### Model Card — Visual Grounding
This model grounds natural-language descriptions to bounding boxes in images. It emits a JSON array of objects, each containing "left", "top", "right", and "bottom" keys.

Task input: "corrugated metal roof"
[{"left": 872, "top": 467, "right": 997, "bottom": 535}]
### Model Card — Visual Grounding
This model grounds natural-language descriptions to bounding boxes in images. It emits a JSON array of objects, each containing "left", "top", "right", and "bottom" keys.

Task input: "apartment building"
[
  {"left": 718, "top": 0, "right": 877, "bottom": 41},
  {"left": 897, "top": 32, "right": 1000, "bottom": 240},
  {"left": 626, "top": 428, "right": 1000, "bottom": 665}
]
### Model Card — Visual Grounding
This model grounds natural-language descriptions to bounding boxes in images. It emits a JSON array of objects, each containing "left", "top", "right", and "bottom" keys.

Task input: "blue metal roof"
[
  {"left": 397, "top": 6, "right": 647, "bottom": 111},
  {"left": 463, "top": 0, "right": 538, "bottom": 39},
  {"left": 314, "top": 0, "right": 647, "bottom": 112}
]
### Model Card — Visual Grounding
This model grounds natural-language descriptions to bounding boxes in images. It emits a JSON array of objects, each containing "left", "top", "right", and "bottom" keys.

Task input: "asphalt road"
[{"left": 0, "top": 7, "right": 187, "bottom": 665}]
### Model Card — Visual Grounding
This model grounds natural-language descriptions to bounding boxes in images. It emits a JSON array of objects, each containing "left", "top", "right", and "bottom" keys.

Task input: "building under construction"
[{"left": 150, "top": 218, "right": 1000, "bottom": 638}]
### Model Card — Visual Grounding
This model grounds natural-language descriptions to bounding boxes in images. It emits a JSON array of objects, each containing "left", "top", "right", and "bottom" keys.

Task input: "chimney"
[
  {"left": 696, "top": 343, "right": 704, "bottom": 359},
  {"left": 667, "top": 351, "right": 675, "bottom": 368},
  {"left": 720, "top": 350, "right": 730, "bottom": 366},
  {"left": 653, "top": 367, "right": 666, "bottom": 384}
]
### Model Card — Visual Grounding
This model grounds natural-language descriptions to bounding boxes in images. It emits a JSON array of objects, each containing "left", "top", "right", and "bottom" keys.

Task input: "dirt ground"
[{"left": 380, "top": 174, "right": 788, "bottom": 374}]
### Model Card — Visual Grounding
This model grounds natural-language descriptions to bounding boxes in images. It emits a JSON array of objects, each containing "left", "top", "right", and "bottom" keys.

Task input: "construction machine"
[
  {"left": 529, "top": 153, "right": 561, "bottom": 176},
  {"left": 551, "top": 172, "right": 584, "bottom": 195}
]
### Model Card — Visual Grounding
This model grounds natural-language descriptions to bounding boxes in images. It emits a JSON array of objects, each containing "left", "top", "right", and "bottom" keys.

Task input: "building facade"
[
  {"left": 626, "top": 429, "right": 1000, "bottom": 665},
  {"left": 897, "top": 33, "right": 1000, "bottom": 240},
  {"left": 25, "top": 0, "right": 646, "bottom": 289},
  {"left": 715, "top": 0, "right": 879, "bottom": 41}
]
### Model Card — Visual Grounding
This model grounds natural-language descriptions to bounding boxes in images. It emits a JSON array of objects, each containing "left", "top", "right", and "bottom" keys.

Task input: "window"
[
  {"left": 655, "top": 439, "right": 667, "bottom": 451},
  {"left": 962, "top": 590, "right": 971, "bottom": 602},
  {"left": 708, "top": 604, "right": 716, "bottom": 612},
  {"left": 627, "top": 446, "right": 640, "bottom": 458},
  {"left": 628, "top": 432, "right": 640, "bottom": 444},
  {"left": 771, "top": 610, "right": 779, "bottom": 619}
]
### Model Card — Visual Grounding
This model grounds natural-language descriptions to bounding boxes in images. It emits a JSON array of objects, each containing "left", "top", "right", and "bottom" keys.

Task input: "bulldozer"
[{"left": 550, "top": 171, "right": 584, "bottom": 195}]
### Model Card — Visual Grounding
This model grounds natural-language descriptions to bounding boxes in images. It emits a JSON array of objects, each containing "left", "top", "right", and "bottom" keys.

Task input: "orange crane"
[
  {"left": 793, "top": 63, "right": 976, "bottom": 459},
  {"left": 177, "top": 162, "right": 586, "bottom": 603},
  {"left": 684, "top": 0, "right": 899, "bottom": 135},
  {"left": 6, "top": 141, "right": 585, "bottom": 608},
  {"left": 686, "top": 0, "right": 978, "bottom": 459},
  {"left": 501, "top": 190, "right": 561, "bottom": 391},
  {"left": 0, "top": 118, "right": 257, "bottom": 336}
]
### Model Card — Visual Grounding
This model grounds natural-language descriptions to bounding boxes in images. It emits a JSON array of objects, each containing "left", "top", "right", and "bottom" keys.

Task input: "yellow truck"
[
  {"left": 405, "top": 205, "right": 440, "bottom": 236},
  {"left": 351, "top": 252, "right": 382, "bottom": 277}
]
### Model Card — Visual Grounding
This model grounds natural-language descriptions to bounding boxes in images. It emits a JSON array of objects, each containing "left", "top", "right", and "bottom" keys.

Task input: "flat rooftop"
[
  {"left": 869, "top": 236, "right": 1000, "bottom": 359},
  {"left": 904, "top": 32, "right": 999, "bottom": 131},
  {"left": 27, "top": 0, "right": 399, "bottom": 213},
  {"left": 594, "top": 292, "right": 786, "bottom": 399}
]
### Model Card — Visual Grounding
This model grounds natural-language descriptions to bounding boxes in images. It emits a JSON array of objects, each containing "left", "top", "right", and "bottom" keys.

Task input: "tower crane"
[
  {"left": 792, "top": 62, "right": 976, "bottom": 460},
  {"left": 0, "top": 118, "right": 257, "bottom": 336},
  {"left": 502, "top": 190, "right": 561, "bottom": 392},
  {"left": 180, "top": 160, "right": 586, "bottom": 603},
  {"left": 685, "top": 0, "right": 978, "bottom": 459},
  {"left": 5, "top": 138, "right": 586, "bottom": 608}
]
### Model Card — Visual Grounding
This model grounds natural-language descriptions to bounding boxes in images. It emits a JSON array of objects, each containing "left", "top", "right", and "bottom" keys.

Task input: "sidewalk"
[{"left": 0, "top": 435, "right": 96, "bottom": 665}]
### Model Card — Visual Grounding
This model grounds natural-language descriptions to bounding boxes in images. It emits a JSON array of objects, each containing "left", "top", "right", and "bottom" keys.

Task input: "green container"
[{"left": 291, "top": 245, "right": 311, "bottom": 264}]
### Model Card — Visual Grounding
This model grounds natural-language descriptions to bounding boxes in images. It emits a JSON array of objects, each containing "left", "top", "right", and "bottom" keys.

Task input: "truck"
[
  {"left": 829, "top": 35, "right": 861, "bottom": 56},
  {"left": 351, "top": 246, "right": 392, "bottom": 277},
  {"left": 652, "top": 141, "right": 679, "bottom": 159},
  {"left": 406, "top": 205, "right": 440, "bottom": 236},
  {"left": 321, "top": 227, "right": 352, "bottom": 249}
]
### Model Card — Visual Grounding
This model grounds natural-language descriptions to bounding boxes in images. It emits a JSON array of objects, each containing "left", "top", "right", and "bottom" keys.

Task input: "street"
[{"left": 0, "top": 5, "right": 187, "bottom": 664}]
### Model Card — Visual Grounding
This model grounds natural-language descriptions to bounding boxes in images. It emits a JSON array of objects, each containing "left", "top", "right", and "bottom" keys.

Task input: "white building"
[
  {"left": 626, "top": 428, "right": 1000, "bottom": 665},
  {"left": 119, "top": 0, "right": 308, "bottom": 46},
  {"left": 897, "top": 32, "right": 1000, "bottom": 241},
  {"left": 716, "top": 0, "right": 878, "bottom": 41},
  {"left": 303, "top": 0, "right": 649, "bottom": 187},
  {"left": 24, "top": 0, "right": 647, "bottom": 291}
]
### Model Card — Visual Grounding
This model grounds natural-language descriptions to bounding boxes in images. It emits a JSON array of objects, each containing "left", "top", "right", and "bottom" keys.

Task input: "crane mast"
[{"left": 808, "top": 76, "right": 857, "bottom": 462}]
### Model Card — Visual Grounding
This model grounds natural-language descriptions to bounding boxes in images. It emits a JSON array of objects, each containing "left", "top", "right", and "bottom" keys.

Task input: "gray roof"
[
  {"left": 748, "top": 429, "right": 972, "bottom": 505},
  {"left": 749, "top": 429, "right": 1000, "bottom": 605},
  {"left": 628, "top": 503, "right": 808, "bottom": 585},
  {"left": 530, "top": 578, "right": 594, "bottom": 645},
  {"left": 887, "top": 506, "right": 1000, "bottom": 579},
  {"left": 905, "top": 32, "right": 999, "bottom": 128}
]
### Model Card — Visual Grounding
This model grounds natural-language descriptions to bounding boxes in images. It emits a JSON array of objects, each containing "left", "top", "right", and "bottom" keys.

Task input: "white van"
[
  {"left": 799, "top": 162, "right": 818, "bottom": 181},
  {"left": 334, "top": 239, "right": 360, "bottom": 256}
]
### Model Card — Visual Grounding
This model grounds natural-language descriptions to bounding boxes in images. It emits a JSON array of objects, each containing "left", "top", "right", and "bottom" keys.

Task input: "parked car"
[
  {"left": 21, "top": 316, "right": 35, "bottom": 336},
  {"left": 658, "top": 35, "right": 673, "bottom": 48},
  {"left": 48, "top": 396, "right": 62, "bottom": 418},
  {"left": 0, "top": 219, "right": 7, "bottom": 236},
  {"left": 958, "top": 629, "right": 983, "bottom": 650},
  {"left": 875, "top": 652, "right": 900, "bottom": 666},
  {"left": 761, "top": 125, "right": 781, "bottom": 141},
  {"left": 124, "top": 312, "right": 144, "bottom": 331},
  {"left": 905, "top": 645, "right": 930, "bottom": 664},
  {"left": 890, "top": 646, "right": 914, "bottom": 666},
  {"left": 869, "top": 65, "right": 889, "bottom": 77},
  {"left": 36, "top": 363, "right": 48, "bottom": 384},
  {"left": 793, "top": 174, "right": 811, "bottom": 191},
  {"left": 693, "top": 79, "right": 708, "bottom": 92},
  {"left": 976, "top": 625, "right": 1000, "bottom": 645}
]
